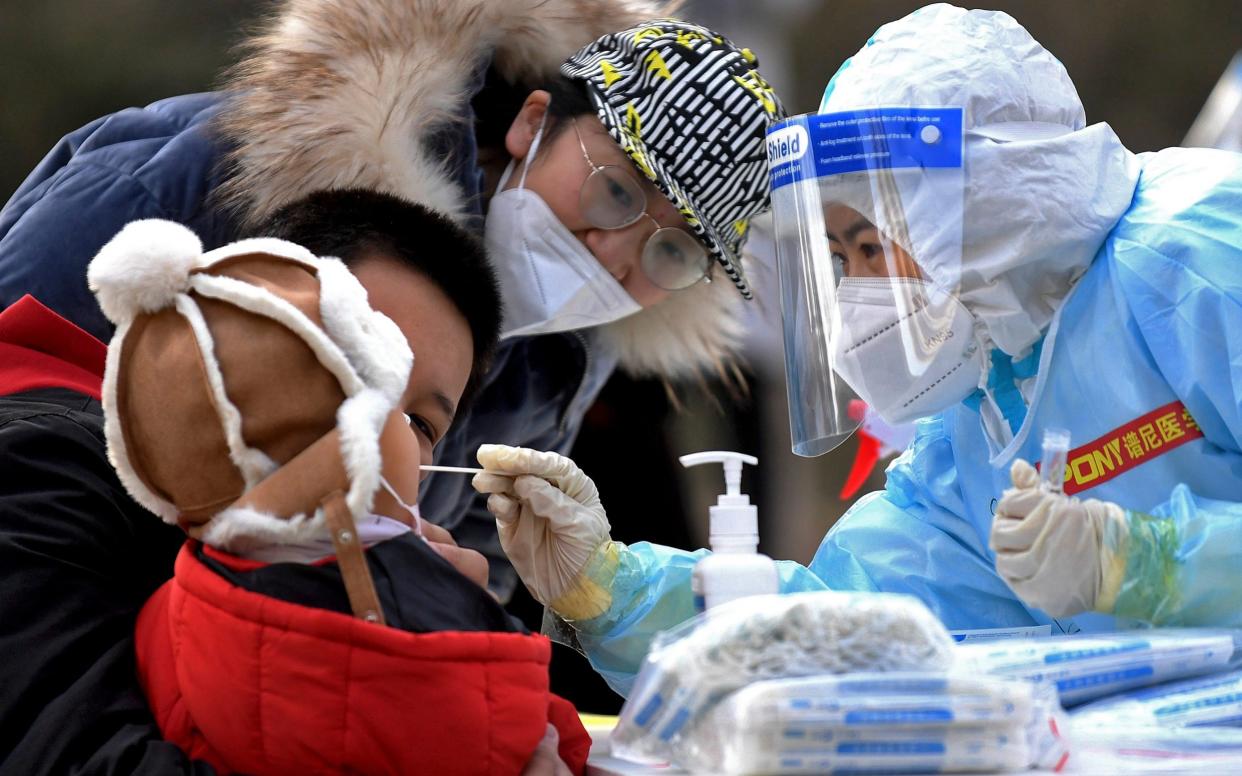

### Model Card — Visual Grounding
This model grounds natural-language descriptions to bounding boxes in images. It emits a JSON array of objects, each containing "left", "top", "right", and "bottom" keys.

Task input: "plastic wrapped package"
[
  {"left": 1064, "top": 662, "right": 1242, "bottom": 772},
  {"left": 611, "top": 592, "right": 955, "bottom": 761},
  {"left": 1070, "top": 669, "right": 1242, "bottom": 728},
  {"left": 675, "top": 673, "right": 1070, "bottom": 775},
  {"left": 955, "top": 629, "right": 1242, "bottom": 706},
  {"left": 1068, "top": 726, "right": 1242, "bottom": 773}
]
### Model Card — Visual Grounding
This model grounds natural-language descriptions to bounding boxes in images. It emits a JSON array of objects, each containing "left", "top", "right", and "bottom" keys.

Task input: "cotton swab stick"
[{"left": 419, "top": 465, "right": 487, "bottom": 475}]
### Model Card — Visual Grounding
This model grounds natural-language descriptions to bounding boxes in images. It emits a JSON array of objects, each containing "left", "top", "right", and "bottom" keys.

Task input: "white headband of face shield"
[{"left": 968, "top": 120, "right": 1074, "bottom": 143}]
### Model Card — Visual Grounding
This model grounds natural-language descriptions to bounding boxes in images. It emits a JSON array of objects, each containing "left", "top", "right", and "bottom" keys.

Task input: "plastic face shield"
[{"left": 768, "top": 109, "right": 968, "bottom": 456}]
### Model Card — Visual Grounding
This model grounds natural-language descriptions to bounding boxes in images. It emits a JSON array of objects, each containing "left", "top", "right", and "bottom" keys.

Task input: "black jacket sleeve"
[{"left": 0, "top": 389, "right": 216, "bottom": 776}]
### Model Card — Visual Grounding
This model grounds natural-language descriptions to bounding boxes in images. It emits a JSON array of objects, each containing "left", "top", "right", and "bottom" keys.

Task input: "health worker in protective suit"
[
  {"left": 470, "top": 3, "right": 1242, "bottom": 697},
  {"left": 778, "top": 2, "right": 1242, "bottom": 636}
]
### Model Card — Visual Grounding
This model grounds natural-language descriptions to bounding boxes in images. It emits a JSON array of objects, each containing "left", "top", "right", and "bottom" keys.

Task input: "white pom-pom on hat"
[{"left": 89, "top": 219, "right": 204, "bottom": 324}]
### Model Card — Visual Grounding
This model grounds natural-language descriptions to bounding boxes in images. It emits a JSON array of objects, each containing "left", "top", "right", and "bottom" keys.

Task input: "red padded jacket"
[{"left": 136, "top": 543, "right": 591, "bottom": 775}]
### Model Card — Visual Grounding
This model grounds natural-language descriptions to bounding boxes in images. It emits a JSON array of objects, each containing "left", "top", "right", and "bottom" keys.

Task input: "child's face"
[{"left": 350, "top": 253, "right": 474, "bottom": 474}]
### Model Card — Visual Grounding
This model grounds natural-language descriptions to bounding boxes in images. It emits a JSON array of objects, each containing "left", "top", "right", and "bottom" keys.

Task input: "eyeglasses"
[{"left": 572, "top": 120, "right": 711, "bottom": 291}]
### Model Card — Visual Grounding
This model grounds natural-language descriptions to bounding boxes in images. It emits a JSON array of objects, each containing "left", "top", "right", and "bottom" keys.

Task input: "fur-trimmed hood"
[{"left": 215, "top": 0, "right": 750, "bottom": 380}]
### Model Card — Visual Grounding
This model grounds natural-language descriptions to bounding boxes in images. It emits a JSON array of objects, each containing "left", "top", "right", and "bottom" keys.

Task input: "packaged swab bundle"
[
  {"left": 612, "top": 591, "right": 956, "bottom": 761},
  {"left": 956, "top": 629, "right": 1242, "bottom": 706},
  {"left": 1071, "top": 668, "right": 1242, "bottom": 728},
  {"left": 675, "top": 673, "right": 1069, "bottom": 774}
]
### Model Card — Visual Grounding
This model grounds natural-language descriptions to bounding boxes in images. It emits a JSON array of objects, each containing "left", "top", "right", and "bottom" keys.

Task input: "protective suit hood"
[{"left": 820, "top": 3, "right": 1141, "bottom": 357}]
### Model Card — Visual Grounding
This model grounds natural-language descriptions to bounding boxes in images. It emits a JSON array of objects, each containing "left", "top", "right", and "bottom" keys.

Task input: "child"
[{"left": 88, "top": 191, "right": 590, "bottom": 774}]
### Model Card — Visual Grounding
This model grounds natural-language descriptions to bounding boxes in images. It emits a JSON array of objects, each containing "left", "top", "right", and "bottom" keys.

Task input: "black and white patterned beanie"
[{"left": 562, "top": 20, "right": 786, "bottom": 299}]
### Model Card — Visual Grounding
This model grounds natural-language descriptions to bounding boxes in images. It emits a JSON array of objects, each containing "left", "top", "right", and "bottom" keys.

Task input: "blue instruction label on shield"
[{"left": 769, "top": 108, "right": 964, "bottom": 190}]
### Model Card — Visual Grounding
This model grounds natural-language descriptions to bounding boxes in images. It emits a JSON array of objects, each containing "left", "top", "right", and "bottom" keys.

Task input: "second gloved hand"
[
  {"left": 473, "top": 445, "right": 616, "bottom": 620},
  {"left": 990, "top": 459, "right": 1128, "bottom": 618}
]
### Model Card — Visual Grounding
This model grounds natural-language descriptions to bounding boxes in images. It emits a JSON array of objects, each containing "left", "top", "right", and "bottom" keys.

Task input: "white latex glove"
[
  {"left": 473, "top": 445, "right": 614, "bottom": 619},
  {"left": 990, "top": 459, "right": 1128, "bottom": 617}
]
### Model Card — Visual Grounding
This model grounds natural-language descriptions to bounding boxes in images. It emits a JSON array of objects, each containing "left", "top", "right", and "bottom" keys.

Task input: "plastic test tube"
[{"left": 1039, "top": 428, "right": 1071, "bottom": 493}]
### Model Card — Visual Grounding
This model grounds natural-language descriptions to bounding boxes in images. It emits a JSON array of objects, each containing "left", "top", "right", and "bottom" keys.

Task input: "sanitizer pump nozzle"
[
  {"left": 679, "top": 451, "right": 778, "bottom": 612},
  {"left": 679, "top": 451, "right": 759, "bottom": 549}
]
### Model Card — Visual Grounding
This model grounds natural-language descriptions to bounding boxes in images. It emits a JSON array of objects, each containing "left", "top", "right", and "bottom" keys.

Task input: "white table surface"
[{"left": 584, "top": 722, "right": 685, "bottom": 775}]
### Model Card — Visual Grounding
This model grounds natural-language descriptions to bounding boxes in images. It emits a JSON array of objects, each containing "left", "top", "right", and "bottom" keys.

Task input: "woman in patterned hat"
[{"left": 484, "top": 20, "right": 781, "bottom": 338}]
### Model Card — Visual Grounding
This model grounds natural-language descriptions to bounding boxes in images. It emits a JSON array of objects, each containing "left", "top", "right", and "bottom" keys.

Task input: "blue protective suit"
[
  {"left": 566, "top": 147, "right": 1242, "bottom": 696},
  {"left": 813, "top": 147, "right": 1242, "bottom": 635},
  {"left": 799, "top": 5, "right": 1242, "bottom": 633}
]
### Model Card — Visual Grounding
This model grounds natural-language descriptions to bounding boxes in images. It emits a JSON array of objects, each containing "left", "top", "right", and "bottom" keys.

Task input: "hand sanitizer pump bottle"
[{"left": 679, "top": 451, "right": 779, "bottom": 613}]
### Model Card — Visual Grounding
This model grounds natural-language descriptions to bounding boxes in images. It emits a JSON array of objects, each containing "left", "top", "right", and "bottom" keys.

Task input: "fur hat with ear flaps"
[{"left": 89, "top": 219, "right": 413, "bottom": 558}]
